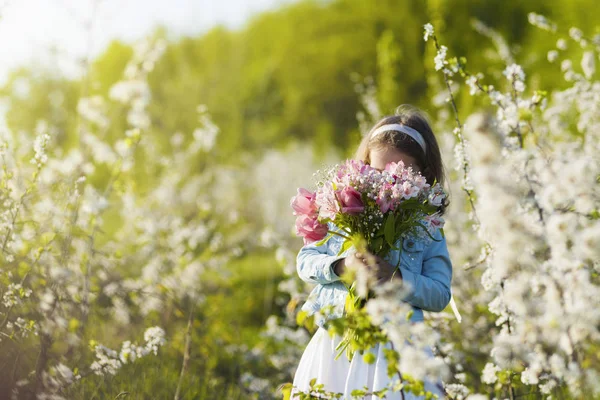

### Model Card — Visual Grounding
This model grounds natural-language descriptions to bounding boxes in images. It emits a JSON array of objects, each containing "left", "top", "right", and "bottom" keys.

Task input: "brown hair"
[{"left": 355, "top": 104, "right": 450, "bottom": 214}]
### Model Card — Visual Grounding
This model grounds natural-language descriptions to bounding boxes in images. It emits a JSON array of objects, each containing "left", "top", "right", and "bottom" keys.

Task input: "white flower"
[
  {"left": 581, "top": 51, "right": 595, "bottom": 79},
  {"left": 119, "top": 341, "right": 138, "bottom": 364},
  {"left": 30, "top": 122, "right": 51, "bottom": 167},
  {"left": 556, "top": 38, "right": 567, "bottom": 50},
  {"left": 527, "top": 13, "right": 556, "bottom": 32},
  {"left": 467, "top": 395, "right": 489, "bottom": 400},
  {"left": 521, "top": 367, "right": 540, "bottom": 385},
  {"left": 482, "top": 362, "right": 500, "bottom": 384},
  {"left": 547, "top": 50, "right": 559, "bottom": 63},
  {"left": 143, "top": 326, "right": 166, "bottom": 355},
  {"left": 514, "top": 80, "right": 525, "bottom": 93},
  {"left": 561, "top": 59, "right": 572, "bottom": 72},
  {"left": 503, "top": 63, "right": 525, "bottom": 81},
  {"left": 444, "top": 383, "right": 469, "bottom": 399},
  {"left": 540, "top": 379, "right": 558, "bottom": 394},
  {"left": 569, "top": 27, "right": 583, "bottom": 42},
  {"left": 423, "top": 23, "right": 434, "bottom": 42},
  {"left": 434, "top": 45, "right": 448, "bottom": 71},
  {"left": 466, "top": 75, "right": 480, "bottom": 95}
]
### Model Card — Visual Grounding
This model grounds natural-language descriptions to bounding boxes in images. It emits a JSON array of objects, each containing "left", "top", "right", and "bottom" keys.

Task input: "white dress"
[{"left": 291, "top": 326, "right": 446, "bottom": 400}]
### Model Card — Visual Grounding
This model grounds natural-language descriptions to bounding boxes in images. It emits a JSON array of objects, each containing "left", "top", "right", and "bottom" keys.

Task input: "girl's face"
[{"left": 368, "top": 146, "right": 421, "bottom": 173}]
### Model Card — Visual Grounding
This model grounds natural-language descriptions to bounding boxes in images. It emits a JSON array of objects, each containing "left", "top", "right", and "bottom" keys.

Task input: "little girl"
[{"left": 291, "top": 105, "right": 454, "bottom": 399}]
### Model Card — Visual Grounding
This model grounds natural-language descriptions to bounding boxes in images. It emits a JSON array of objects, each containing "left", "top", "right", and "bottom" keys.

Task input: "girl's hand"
[
  {"left": 334, "top": 253, "right": 371, "bottom": 277},
  {"left": 352, "top": 252, "right": 403, "bottom": 284}
]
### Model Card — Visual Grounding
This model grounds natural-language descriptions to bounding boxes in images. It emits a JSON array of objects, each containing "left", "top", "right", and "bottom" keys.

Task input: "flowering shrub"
[
  {"left": 421, "top": 16, "right": 600, "bottom": 398},
  {"left": 278, "top": 14, "right": 600, "bottom": 400},
  {"left": 0, "top": 36, "right": 254, "bottom": 399}
]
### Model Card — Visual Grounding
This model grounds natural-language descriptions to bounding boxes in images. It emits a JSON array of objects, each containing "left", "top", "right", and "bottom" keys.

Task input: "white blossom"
[
  {"left": 434, "top": 45, "right": 448, "bottom": 71},
  {"left": 481, "top": 362, "right": 500, "bottom": 384},
  {"left": 527, "top": 13, "right": 557, "bottom": 32},
  {"left": 581, "top": 51, "right": 596, "bottom": 79},
  {"left": 569, "top": 27, "right": 584, "bottom": 43},
  {"left": 423, "top": 23, "right": 434, "bottom": 42},
  {"left": 556, "top": 38, "right": 568, "bottom": 50}
]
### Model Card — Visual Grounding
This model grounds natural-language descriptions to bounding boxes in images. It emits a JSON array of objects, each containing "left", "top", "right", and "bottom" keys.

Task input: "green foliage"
[{"left": 5, "top": 0, "right": 595, "bottom": 164}]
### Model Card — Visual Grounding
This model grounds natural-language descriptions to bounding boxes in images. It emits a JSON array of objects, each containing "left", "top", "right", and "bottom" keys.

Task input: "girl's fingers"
[
  {"left": 349, "top": 253, "right": 383, "bottom": 273},
  {"left": 348, "top": 254, "right": 368, "bottom": 268}
]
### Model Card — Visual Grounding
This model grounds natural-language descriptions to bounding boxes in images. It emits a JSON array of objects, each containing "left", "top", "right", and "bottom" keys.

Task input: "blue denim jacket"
[{"left": 296, "top": 224, "right": 453, "bottom": 328}]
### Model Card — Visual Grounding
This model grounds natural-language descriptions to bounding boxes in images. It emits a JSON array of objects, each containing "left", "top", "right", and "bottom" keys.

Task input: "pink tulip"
[
  {"left": 290, "top": 188, "right": 318, "bottom": 217},
  {"left": 336, "top": 186, "right": 364, "bottom": 215},
  {"left": 295, "top": 214, "right": 329, "bottom": 244}
]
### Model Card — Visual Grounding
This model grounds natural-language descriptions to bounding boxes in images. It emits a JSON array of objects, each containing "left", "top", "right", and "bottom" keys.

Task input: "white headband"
[{"left": 370, "top": 123, "right": 427, "bottom": 154}]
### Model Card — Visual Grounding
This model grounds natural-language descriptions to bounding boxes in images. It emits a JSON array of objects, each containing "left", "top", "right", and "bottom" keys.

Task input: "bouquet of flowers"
[
  {"left": 291, "top": 159, "right": 446, "bottom": 258},
  {"left": 291, "top": 159, "right": 448, "bottom": 361}
]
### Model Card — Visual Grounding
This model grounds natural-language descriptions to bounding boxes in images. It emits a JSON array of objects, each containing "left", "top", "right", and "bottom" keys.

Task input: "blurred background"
[
  {"left": 0, "top": 0, "right": 597, "bottom": 399},
  {"left": 2, "top": 0, "right": 597, "bottom": 157}
]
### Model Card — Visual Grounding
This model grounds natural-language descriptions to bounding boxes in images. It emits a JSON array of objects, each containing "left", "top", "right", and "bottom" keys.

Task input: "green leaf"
[
  {"left": 397, "top": 199, "right": 422, "bottom": 210},
  {"left": 371, "top": 236, "right": 383, "bottom": 254},
  {"left": 334, "top": 340, "right": 350, "bottom": 360},
  {"left": 384, "top": 215, "right": 396, "bottom": 246},
  {"left": 280, "top": 383, "right": 293, "bottom": 400},
  {"left": 338, "top": 238, "right": 353, "bottom": 256},
  {"left": 296, "top": 311, "right": 315, "bottom": 331},
  {"left": 416, "top": 222, "right": 439, "bottom": 242},
  {"left": 421, "top": 204, "right": 439, "bottom": 213},
  {"left": 296, "top": 310, "right": 308, "bottom": 325},
  {"left": 314, "top": 232, "right": 333, "bottom": 247},
  {"left": 344, "top": 291, "right": 356, "bottom": 313}
]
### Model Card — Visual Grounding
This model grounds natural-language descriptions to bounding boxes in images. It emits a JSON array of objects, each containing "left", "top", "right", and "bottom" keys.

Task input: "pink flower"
[
  {"left": 376, "top": 196, "right": 394, "bottom": 213},
  {"left": 291, "top": 188, "right": 318, "bottom": 217},
  {"left": 413, "top": 175, "right": 429, "bottom": 190},
  {"left": 425, "top": 214, "right": 445, "bottom": 231},
  {"left": 385, "top": 160, "right": 415, "bottom": 182},
  {"left": 334, "top": 159, "right": 373, "bottom": 187},
  {"left": 428, "top": 183, "right": 446, "bottom": 206},
  {"left": 316, "top": 183, "right": 340, "bottom": 220},
  {"left": 400, "top": 181, "right": 419, "bottom": 199},
  {"left": 349, "top": 159, "right": 374, "bottom": 175},
  {"left": 377, "top": 183, "right": 396, "bottom": 213},
  {"left": 384, "top": 160, "right": 405, "bottom": 174},
  {"left": 336, "top": 186, "right": 364, "bottom": 215},
  {"left": 295, "top": 214, "right": 329, "bottom": 244}
]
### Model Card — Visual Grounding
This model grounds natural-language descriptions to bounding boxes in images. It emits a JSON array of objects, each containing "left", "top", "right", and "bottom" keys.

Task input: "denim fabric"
[{"left": 296, "top": 223, "right": 453, "bottom": 328}]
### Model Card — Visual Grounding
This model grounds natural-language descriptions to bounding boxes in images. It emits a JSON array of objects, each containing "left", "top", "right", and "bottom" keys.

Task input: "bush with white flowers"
[{"left": 275, "top": 14, "right": 600, "bottom": 400}]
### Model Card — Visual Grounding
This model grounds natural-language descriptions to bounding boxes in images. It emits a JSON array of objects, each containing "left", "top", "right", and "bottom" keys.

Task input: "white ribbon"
[{"left": 370, "top": 123, "right": 427, "bottom": 154}]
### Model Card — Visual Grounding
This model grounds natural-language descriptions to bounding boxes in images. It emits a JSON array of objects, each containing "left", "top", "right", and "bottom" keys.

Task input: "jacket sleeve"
[
  {"left": 398, "top": 229, "right": 453, "bottom": 312},
  {"left": 296, "top": 235, "right": 346, "bottom": 285}
]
